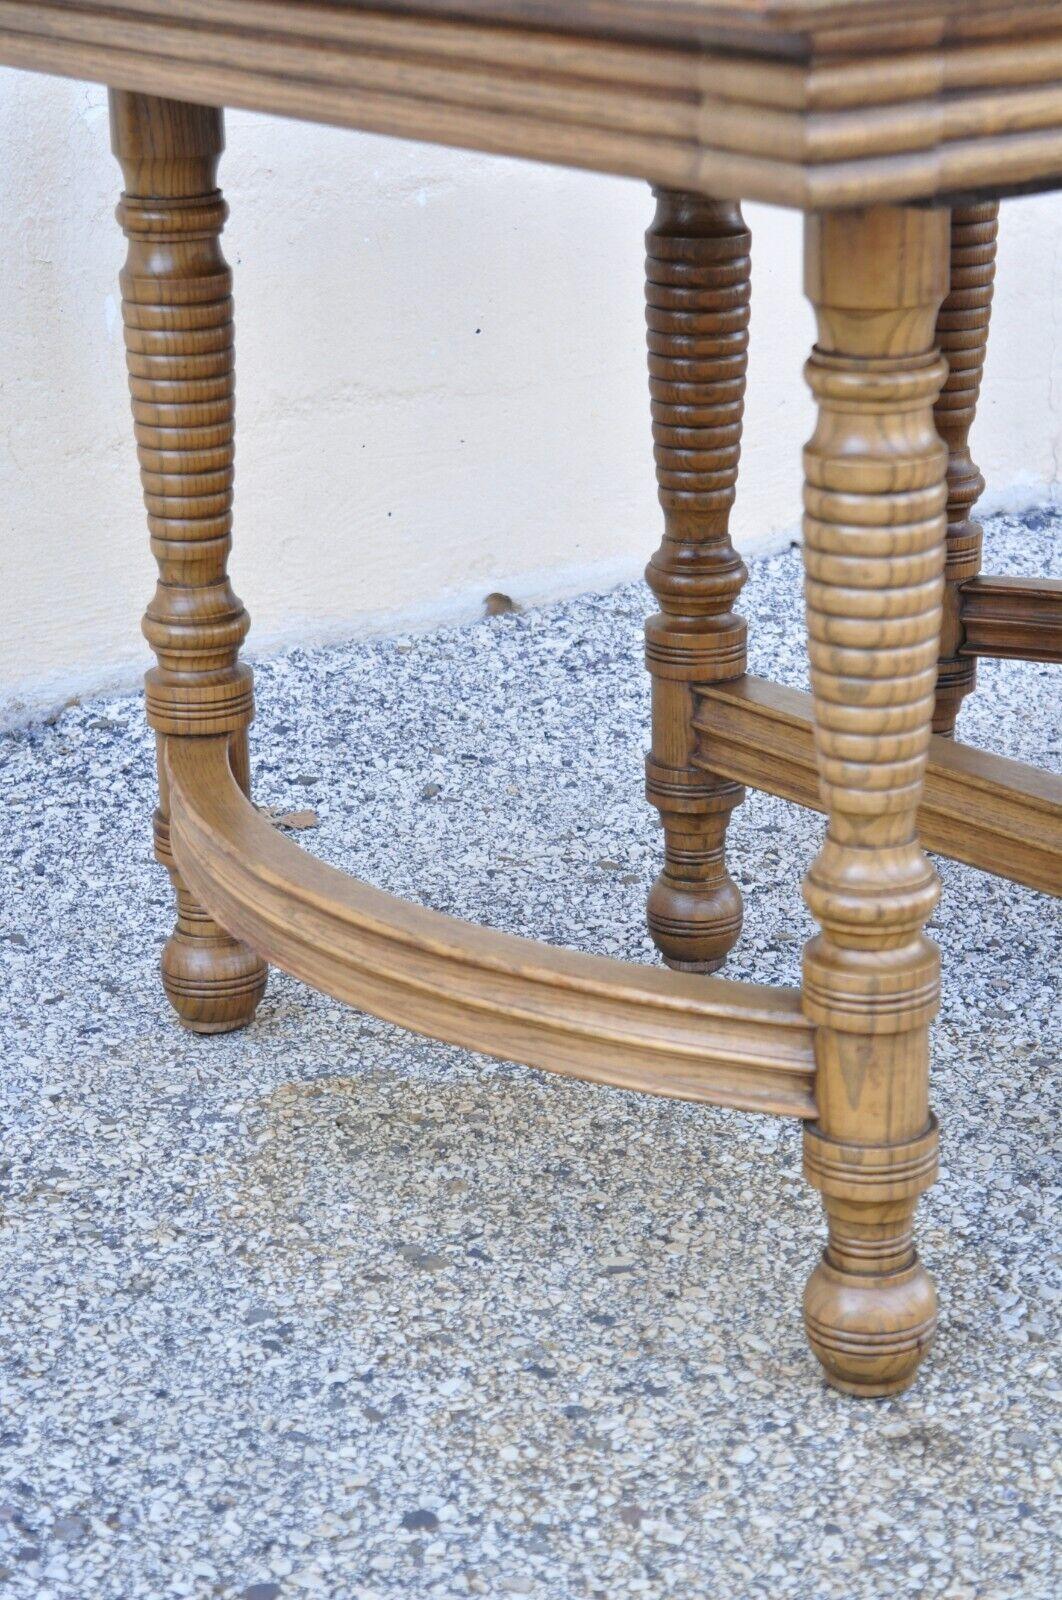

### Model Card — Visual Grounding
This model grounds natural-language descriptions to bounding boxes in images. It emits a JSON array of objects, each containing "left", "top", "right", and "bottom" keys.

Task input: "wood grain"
[
  {"left": 3, "top": 2, "right": 1062, "bottom": 207},
  {"left": 932, "top": 203, "right": 998, "bottom": 737},
  {"left": 12, "top": 1, "right": 1056, "bottom": 1403},
  {"left": 692, "top": 677, "right": 1062, "bottom": 897},
  {"left": 43, "top": 0, "right": 1062, "bottom": 51},
  {"left": 166, "top": 737, "right": 818, "bottom": 1119},
  {"left": 799, "top": 205, "right": 949, "bottom": 1396},
  {"left": 960, "top": 574, "right": 1062, "bottom": 662},
  {"left": 644, "top": 189, "right": 749, "bottom": 973},
  {"left": 111, "top": 90, "right": 267, "bottom": 1033}
]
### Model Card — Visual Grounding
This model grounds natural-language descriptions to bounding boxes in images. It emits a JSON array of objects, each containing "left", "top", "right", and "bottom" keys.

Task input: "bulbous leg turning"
[
  {"left": 799, "top": 205, "right": 950, "bottom": 1396},
  {"left": 160, "top": 874, "right": 267, "bottom": 1034},
  {"left": 803, "top": 1115, "right": 940, "bottom": 1396},
  {"left": 643, "top": 188, "right": 750, "bottom": 973},
  {"left": 933, "top": 204, "right": 999, "bottom": 738},
  {"left": 804, "top": 1255, "right": 938, "bottom": 1399},
  {"left": 111, "top": 90, "right": 266, "bottom": 1032},
  {"left": 644, "top": 746, "right": 744, "bottom": 972}
]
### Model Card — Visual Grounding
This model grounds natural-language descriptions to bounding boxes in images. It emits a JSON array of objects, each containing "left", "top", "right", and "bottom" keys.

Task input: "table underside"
[{"left": 2, "top": 0, "right": 1062, "bottom": 205}]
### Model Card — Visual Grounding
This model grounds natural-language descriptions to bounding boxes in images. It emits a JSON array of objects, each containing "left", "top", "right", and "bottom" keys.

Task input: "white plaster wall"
[{"left": 1, "top": 68, "right": 1060, "bottom": 726}]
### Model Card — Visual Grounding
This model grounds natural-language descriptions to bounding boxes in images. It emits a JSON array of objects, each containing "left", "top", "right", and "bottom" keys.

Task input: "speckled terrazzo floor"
[{"left": 1, "top": 511, "right": 1059, "bottom": 1600}]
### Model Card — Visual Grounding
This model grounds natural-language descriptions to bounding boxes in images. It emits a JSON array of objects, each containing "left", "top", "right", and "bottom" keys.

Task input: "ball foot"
[
  {"left": 804, "top": 1254, "right": 938, "bottom": 1398},
  {"left": 161, "top": 922, "right": 267, "bottom": 1034},
  {"left": 646, "top": 870, "right": 743, "bottom": 973}
]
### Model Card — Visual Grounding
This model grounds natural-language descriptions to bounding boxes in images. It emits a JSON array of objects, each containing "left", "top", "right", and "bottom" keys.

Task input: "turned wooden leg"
[
  {"left": 644, "top": 189, "right": 748, "bottom": 973},
  {"left": 933, "top": 203, "right": 999, "bottom": 737},
  {"left": 800, "top": 206, "right": 949, "bottom": 1396},
  {"left": 111, "top": 91, "right": 267, "bottom": 1033}
]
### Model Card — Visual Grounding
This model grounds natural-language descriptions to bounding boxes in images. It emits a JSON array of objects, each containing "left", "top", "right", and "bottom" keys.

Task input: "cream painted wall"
[{"left": 1, "top": 68, "right": 1060, "bottom": 726}]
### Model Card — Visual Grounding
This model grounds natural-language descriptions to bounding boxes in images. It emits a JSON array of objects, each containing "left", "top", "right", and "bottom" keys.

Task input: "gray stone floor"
[{"left": 1, "top": 512, "right": 1059, "bottom": 1600}]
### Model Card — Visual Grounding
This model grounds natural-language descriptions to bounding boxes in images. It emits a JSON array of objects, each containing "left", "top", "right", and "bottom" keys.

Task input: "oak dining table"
[{"left": 2, "top": 0, "right": 1060, "bottom": 1398}]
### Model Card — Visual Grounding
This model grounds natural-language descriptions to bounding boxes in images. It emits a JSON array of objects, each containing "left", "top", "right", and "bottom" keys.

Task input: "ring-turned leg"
[
  {"left": 644, "top": 190, "right": 749, "bottom": 972},
  {"left": 933, "top": 203, "right": 999, "bottom": 737},
  {"left": 110, "top": 91, "right": 267, "bottom": 1032},
  {"left": 800, "top": 206, "right": 949, "bottom": 1396}
]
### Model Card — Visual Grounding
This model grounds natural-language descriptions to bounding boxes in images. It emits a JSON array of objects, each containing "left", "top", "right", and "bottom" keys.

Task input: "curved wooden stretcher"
[
  {"left": 167, "top": 737, "right": 818, "bottom": 1118},
  {"left": 6, "top": 0, "right": 1060, "bottom": 1400}
]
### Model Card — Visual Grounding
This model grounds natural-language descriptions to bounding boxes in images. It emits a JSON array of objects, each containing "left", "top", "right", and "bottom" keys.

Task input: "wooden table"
[{"left": 4, "top": 0, "right": 1060, "bottom": 1397}]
